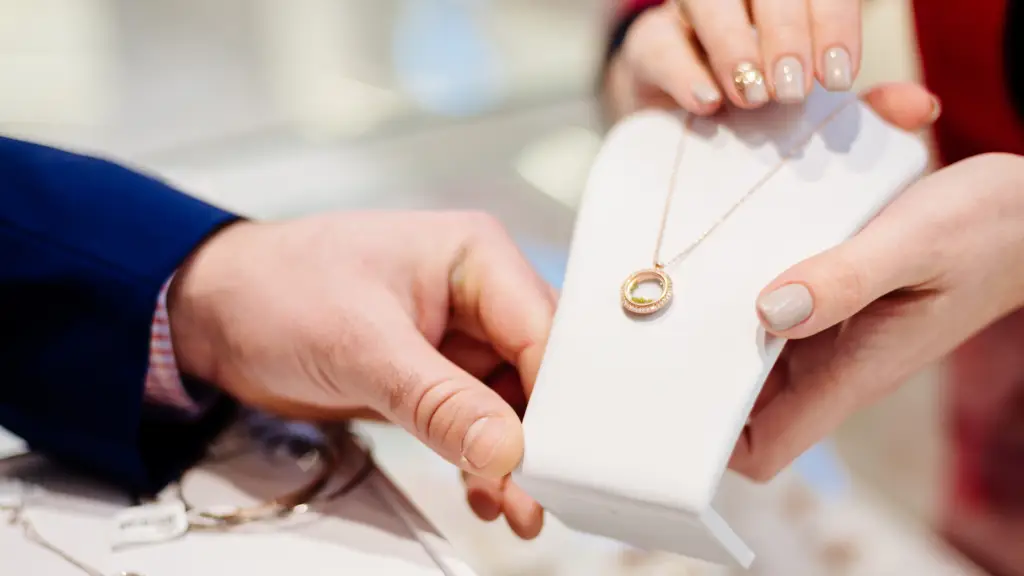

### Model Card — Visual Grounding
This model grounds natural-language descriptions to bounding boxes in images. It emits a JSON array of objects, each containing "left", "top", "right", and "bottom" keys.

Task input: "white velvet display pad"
[{"left": 514, "top": 86, "right": 929, "bottom": 567}]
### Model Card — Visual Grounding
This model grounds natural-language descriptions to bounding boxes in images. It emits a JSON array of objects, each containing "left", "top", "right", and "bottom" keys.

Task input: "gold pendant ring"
[{"left": 621, "top": 268, "right": 673, "bottom": 315}]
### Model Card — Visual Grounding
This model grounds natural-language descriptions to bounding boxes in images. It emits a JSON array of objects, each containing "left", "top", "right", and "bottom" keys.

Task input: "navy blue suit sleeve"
[{"left": 0, "top": 137, "right": 239, "bottom": 495}]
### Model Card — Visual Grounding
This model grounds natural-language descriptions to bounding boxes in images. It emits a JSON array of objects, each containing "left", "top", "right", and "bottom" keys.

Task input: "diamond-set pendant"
[{"left": 621, "top": 268, "right": 673, "bottom": 315}]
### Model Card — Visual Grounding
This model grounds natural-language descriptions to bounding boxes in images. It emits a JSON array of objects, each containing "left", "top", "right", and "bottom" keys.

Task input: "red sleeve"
[
  {"left": 914, "top": 0, "right": 1024, "bottom": 164},
  {"left": 617, "top": 0, "right": 664, "bottom": 19},
  {"left": 606, "top": 0, "right": 665, "bottom": 66}
]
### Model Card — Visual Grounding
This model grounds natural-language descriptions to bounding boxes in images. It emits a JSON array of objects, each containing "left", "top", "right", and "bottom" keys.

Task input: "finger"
[
  {"left": 462, "top": 471, "right": 504, "bottom": 522},
  {"left": 623, "top": 4, "right": 722, "bottom": 114},
  {"left": 487, "top": 364, "right": 528, "bottom": 419},
  {"left": 733, "top": 295, "right": 944, "bottom": 481},
  {"left": 439, "top": 331, "right": 503, "bottom": 380},
  {"left": 751, "top": 354, "right": 789, "bottom": 418},
  {"left": 449, "top": 214, "right": 556, "bottom": 398},
  {"left": 752, "top": 0, "right": 812, "bottom": 103},
  {"left": 809, "top": 0, "right": 861, "bottom": 91},
  {"left": 373, "top": 319, "right": 524, "bottom": 478},
  {"left": 859, "top": 82, "right": 941, "bottom": 131},
  {"left": 440, "top": 334, "right": 528, "bottom": 416},
  {"left": 682, "top": 0, "right": 768, "bottom": 107},
  {"left": 754, "top": 200, "right": 938, "bottom": 340},
  {"left": 738, "top": 157, "right": 1024, "bottom": 480},
  {"left": 501, "top": 481, "right": 544, "bottom": 539}
]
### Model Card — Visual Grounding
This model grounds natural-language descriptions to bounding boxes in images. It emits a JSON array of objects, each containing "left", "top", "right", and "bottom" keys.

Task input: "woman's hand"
[
  {"left": 462, "top": 81, "right": 940, "bottom": 536},
  {"left": 605, "top": 0, "right": 862, "bottom": 118},
  {"left": 733, "top": 152, "right": 1024, "bottom": 481}
]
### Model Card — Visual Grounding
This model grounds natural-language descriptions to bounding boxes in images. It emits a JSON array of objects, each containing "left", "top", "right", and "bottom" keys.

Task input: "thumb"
[
  {"left": 371, "top": 325, "right": 524, "bottom": 479},
  {"left": 754, "top": 215, "right": 935, "bottom": 340}
]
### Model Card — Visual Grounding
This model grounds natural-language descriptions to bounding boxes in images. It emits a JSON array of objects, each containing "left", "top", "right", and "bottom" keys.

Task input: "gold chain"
[
  {"left": 622, "top": 99, "right": 858, "bottom": 316},
  {"left": 652, "top": 101, "right": 856, "bottom": 271}
]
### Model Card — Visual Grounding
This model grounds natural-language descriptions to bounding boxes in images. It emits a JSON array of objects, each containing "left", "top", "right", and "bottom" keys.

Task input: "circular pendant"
[{"left": 621, "top": 268, "right": 673, "bottom": 315}]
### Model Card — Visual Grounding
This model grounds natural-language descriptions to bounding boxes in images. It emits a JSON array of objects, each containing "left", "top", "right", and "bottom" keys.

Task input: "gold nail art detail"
[{"left": 733, "top": 62, "right": 767, "bottom": 104}]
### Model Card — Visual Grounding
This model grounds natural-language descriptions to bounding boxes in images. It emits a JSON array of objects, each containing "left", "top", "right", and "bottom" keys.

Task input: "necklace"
[{"left": 620, "top": 102, "right": 855, "bottom": 315}]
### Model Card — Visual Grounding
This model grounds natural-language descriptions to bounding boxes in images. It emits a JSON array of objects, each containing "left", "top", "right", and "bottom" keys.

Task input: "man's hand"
[{"left": 166, "top": 211, "right": 554, "bottom": 537}]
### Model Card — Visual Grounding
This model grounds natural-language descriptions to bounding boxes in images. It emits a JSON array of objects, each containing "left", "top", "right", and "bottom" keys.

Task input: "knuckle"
[
  {"left": 821, "top": 253, "right": 869, "bottom": 313},
  {"left": 409, "top": 374, "right": 454, "bottom": 429},
  {"left": 443, "top": 211, "right": 511, "bottom": 261}
]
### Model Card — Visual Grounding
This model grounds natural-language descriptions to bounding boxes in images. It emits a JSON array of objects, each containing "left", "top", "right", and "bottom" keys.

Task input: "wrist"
[
  {"left": 167, "top": 220, "right": 252, "bottom": 385},
  {"left": 974, "top": 153, "right": 1024, "bottom": 311}
]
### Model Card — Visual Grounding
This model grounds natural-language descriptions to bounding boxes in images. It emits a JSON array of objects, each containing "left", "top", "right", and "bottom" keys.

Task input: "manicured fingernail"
[
  {"left": 462, "top": 417, "right": 506, "bottom": 470},
  {"left": 822, "top": 46, "right": 852, "bottom": 91},
  {"left": 773, "top": 56, "right": 805, "bottom": 103},
  {"left": 734, "top": 62, "right": 769, "bottom": 105},
  {"left": 757, "top": 284, "right": 813, "bottom": 331},
  {"left": 692, "top": 82, "right": 722, "bottom": 106},
  {"left": 928, "top": 95, "right": 942, "bottom": 123}
]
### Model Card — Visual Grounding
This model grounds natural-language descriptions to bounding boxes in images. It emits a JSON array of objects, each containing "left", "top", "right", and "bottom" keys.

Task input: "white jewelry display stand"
[{"left": 514, "top": 85, "right": 929, "bottom": 567}]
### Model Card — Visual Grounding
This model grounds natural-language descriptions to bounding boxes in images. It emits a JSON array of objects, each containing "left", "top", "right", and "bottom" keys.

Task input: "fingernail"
[
  {"left": 928, "top": 95, "right": 942, "bottom": 123},
  {"left": 822, "top": 46, "right": 852, "bottom": 91},
  {"left": 734, "top": 62, "right": 769, "bottom": 105},
  {"left": 757, "top": 284, "right": 814, "bottom": 331},
  {"left": 692, "top": 82, "right": 722, "bottom": 106},
  {"left": 462, "top": 417, "right": 507, "bottom": 470},
  {"left": 773, "top": 56, "right": 805, "bottom": 103}
]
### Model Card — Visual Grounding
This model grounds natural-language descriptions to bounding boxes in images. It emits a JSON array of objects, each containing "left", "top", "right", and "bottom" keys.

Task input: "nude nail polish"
[
  {"left": 692, "top": 83, "right": 722, "bottom": 106},
  {"left": 822, "top": 46, "right": 852, "bottom": 91},
  {"left": 757, "top": 284, "right": 813, "bottom": 331},
  {"left": 774, "top": 56, "right": 805, "bottom": 103},
  {"left": 734, "top": 62, "right": 769, "bottom": 105}
]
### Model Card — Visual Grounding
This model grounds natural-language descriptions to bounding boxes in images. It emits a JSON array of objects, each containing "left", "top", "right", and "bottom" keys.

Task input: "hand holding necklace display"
[
  {"left": 463, "top": 82, "right": 941, "bottom": 531},
  {"left": 733, "top": 150, "right": 1024, "bottom": 481},
  {"left": 620, "top": 92, "right": 865, "bottom": 316}
]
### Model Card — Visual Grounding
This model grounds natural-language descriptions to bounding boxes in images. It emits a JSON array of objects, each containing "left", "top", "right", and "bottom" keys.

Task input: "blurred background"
[{"left": 0, "top": 0, "right": 981, "bottom": 574}]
